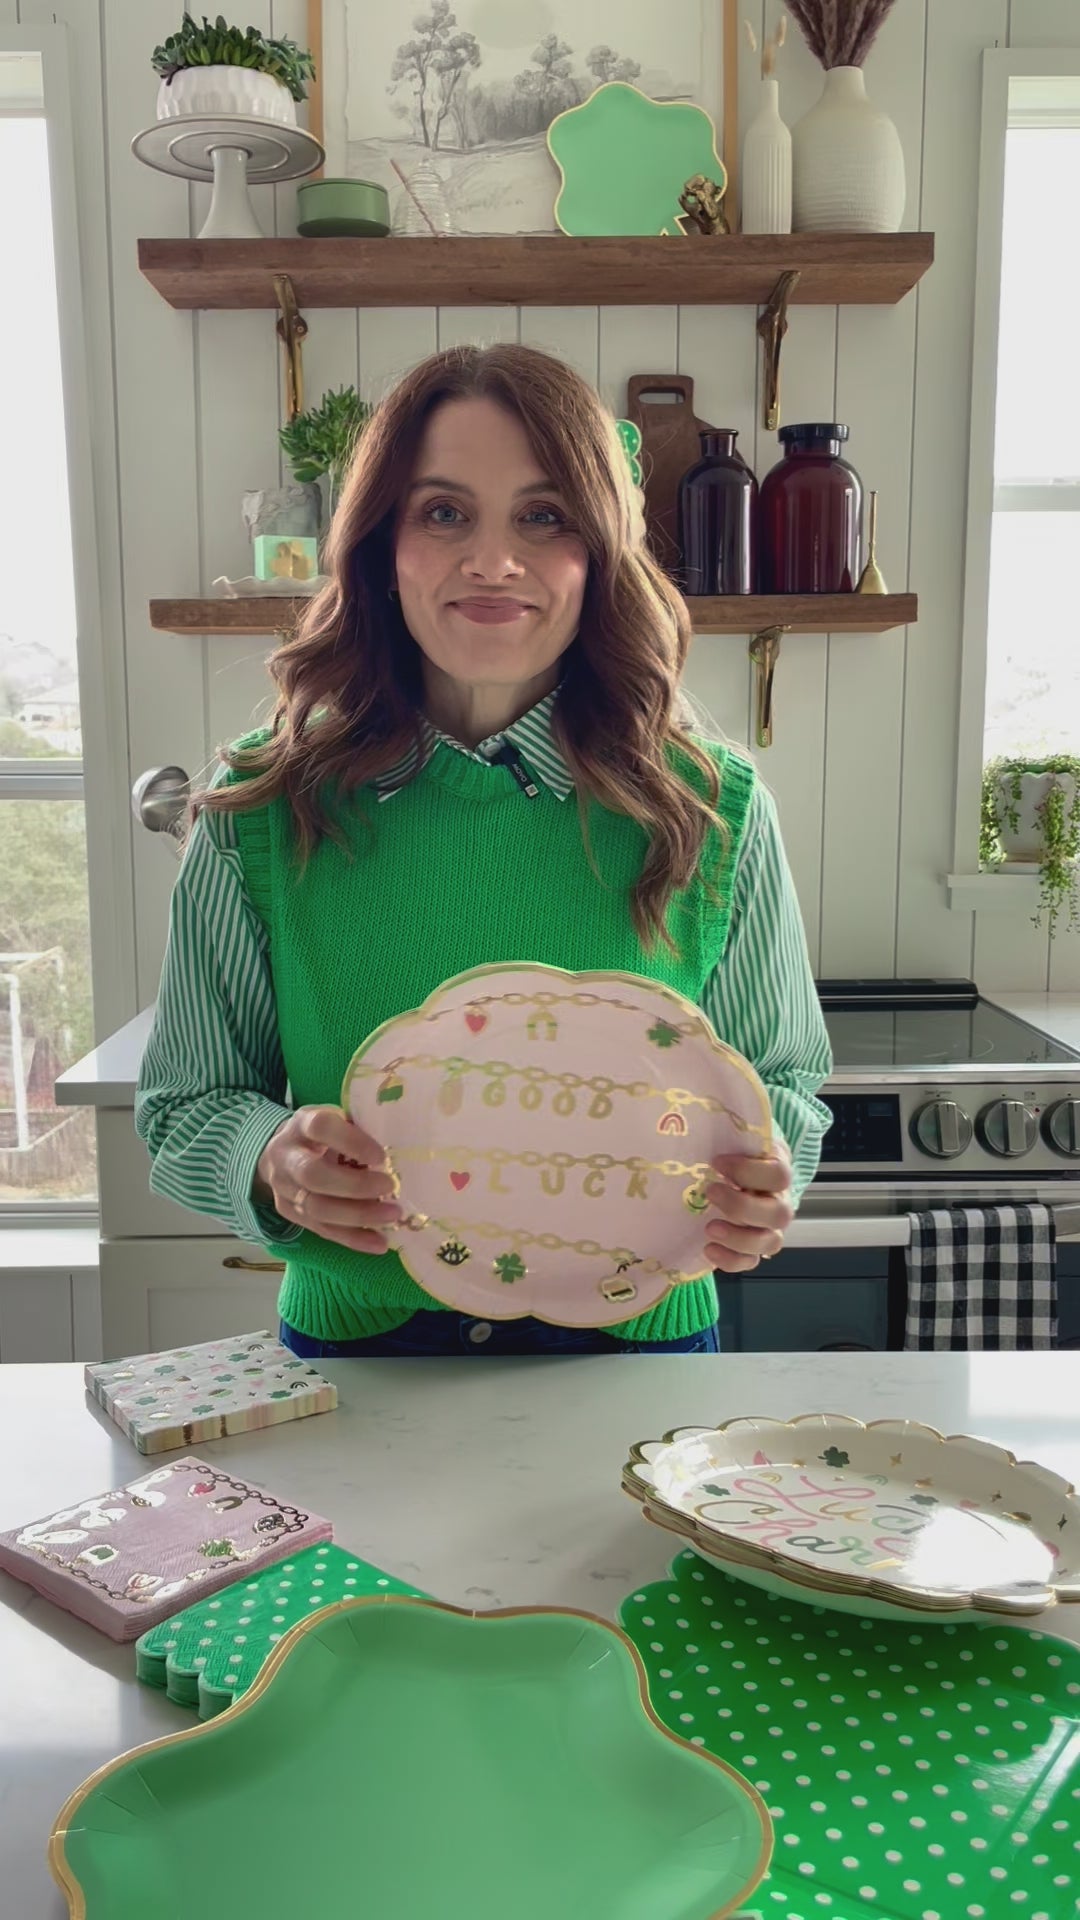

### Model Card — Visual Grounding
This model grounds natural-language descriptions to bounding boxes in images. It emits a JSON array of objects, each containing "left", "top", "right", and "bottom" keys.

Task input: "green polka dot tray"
[
  {"left": 620, "top": 1549, "right": 1080, "bottom": 1920},
  {"left": 135, "top": 1543, "right": 421, "bottom": 1716}
]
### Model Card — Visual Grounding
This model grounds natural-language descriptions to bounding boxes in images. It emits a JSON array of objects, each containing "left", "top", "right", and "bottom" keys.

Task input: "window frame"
[
  {"left": 0, "top": 25, "right": 128, "bottom": 1224},
  {"left": 952, "top": 47, "right": 1080, "bottom": 896}
]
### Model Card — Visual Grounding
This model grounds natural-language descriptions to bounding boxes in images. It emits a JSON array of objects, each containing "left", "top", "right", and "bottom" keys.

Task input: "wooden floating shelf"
[
  {"left": 137, "top": 234, "right": 934, "bottom": 312},
  {"left": 149, "top": 594, "right": 917, "bottom": 638}
]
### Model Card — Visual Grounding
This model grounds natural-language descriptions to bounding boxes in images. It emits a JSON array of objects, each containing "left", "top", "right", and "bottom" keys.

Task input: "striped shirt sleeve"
[
  {"left": 134, "top": 800, "right": 301, "bottom": 1249},
  {"left": 702, "top": 779, "right": 833, "bottom": 1203}
]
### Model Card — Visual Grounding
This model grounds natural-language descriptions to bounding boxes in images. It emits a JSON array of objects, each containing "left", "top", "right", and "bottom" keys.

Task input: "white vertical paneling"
[
  {"left": 437, "top": 309, "right": 519, "bottom": 350},
  {"left": 1009, "top": 2, "right": 1080, "bottom": 988},
  {"left": 518, "top": 310, "right": 600, "bottom": 385},
  {"left": 896, "top": 0, "right": 1007, "bottom": 986},
  {"left": 357, "top": 309, "right": 438, "bottom": 403},
  {"left": 596, "top": 308, "right": 679, "bottom": 417},
  {"left": 818, "top": 0, "right": 927, "bottom": 977},
  {"left": 101, "top": 0, "right": 208, "bottom": 1001},
  {"left": 1009, "top": 0, "right": 1080, "bottom": 46}
]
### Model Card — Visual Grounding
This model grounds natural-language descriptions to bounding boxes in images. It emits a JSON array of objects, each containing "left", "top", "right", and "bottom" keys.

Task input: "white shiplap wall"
[{"left": 22, "top": 0, "right": 1080, "bottom": 1023}]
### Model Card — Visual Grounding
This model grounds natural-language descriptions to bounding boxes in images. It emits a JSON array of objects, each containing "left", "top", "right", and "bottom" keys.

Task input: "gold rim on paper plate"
[
  {"left": 622, "top": 1413, "right": 1080, "bottom": 1620},
  {"left": 48, "top": 1596, "right": 773, "bottom": 1920}
]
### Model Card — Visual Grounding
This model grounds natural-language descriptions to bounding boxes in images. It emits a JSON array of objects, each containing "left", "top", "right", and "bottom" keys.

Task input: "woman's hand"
[
  {"left": 254, "top": 1106, "right": 403, "bottom": 1255},
  {"left": 703, "top": 1138, "right": 794, "bottom": 1274}
]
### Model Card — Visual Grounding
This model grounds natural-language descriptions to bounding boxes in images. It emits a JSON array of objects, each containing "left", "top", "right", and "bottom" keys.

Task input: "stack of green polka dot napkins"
[
  {"left": 621, "top": 1550, "right": 1080, "bottom": 1920},
  {"left": 136, "top": 1543, "right": 422, "bottom": 1718}
]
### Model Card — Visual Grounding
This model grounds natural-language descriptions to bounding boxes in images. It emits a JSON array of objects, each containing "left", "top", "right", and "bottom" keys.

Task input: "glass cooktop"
[{"left": 818, "top": 981, "right": 1080, "bottom": 1072}]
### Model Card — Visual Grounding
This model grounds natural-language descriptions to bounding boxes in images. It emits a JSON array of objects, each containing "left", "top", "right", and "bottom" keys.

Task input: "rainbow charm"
[{"left": 657, "top": 1110, "right": 689, "bottom": 1136}]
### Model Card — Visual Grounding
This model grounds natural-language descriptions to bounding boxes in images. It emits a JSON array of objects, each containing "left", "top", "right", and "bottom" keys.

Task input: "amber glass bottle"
[
  {"left": 677, "top": 430, "right": 757, "bottom": 595},
  {"left": 759, "top": 423, "right": 863, "bottom": 592}
]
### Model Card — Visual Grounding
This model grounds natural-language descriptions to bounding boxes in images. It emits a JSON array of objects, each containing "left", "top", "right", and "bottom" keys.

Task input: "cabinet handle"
[{"left": 223, "top": 1256, "right": 286, "bottom": 1273}]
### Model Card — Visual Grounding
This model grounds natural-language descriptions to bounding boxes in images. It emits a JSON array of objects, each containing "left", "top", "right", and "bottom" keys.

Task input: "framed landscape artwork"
[{"left": 310, "top": 0, "right": 732, "bottom": 235}]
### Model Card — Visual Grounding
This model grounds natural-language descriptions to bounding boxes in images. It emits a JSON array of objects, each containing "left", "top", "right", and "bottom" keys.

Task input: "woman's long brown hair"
[{"left": 202, "top": 343, "right": 727, "bottom": 947}]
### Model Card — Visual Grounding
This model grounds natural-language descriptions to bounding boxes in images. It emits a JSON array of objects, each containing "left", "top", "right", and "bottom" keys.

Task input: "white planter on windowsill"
[
  {"left": 156, "top": 66, "right": 297, "bottom": 125},
  {"left": 992, "top": 768, "right": 1078, "bottom": 865}
]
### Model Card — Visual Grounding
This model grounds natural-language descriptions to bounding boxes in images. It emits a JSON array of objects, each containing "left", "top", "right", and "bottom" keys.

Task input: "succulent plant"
[
  {"left": 151, "top": 13, "right": 316, "bottom": 103},
  {"left": 279, "top": 386, "right": 371, "bottom": 509}
]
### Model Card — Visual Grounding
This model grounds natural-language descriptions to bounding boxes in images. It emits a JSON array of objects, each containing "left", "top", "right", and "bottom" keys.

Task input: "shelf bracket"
[
  {"left": 756, "top": 270, "right": 800, "bottom": 433},
  {"left": 748, "top": 625, "right": 786, "bottom": 749},
  {"left": 273, "top": 273, "right": 308, "bottom": 423}
]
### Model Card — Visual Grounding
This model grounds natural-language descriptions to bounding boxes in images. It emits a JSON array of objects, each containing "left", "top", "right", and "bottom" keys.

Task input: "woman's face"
[{"left": 394, "top": 396, "right": 588, "bottom": 695}]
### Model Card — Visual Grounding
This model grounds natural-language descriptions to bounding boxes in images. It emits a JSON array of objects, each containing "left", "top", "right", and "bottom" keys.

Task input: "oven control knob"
[
  {"left": 1044, "top": 1098, "right": 1080, "bottom": 1158},
  {"left": 912, "top": 1100, "right": 973, "bottom": 1159},
  {"left": 977, "top": 1098, "right": 1039, "bottom": 1158}
]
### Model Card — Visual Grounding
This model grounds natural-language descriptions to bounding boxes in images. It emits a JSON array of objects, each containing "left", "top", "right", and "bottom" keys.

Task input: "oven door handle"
[{"left": 789, "top": 1202, "right": 1080, "bottom": 1251}]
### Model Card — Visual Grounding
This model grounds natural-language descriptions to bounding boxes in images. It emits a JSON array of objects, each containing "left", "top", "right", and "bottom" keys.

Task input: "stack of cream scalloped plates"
[{"left": 623, "top": 1413, "right": 1080, "bottom": 1624}]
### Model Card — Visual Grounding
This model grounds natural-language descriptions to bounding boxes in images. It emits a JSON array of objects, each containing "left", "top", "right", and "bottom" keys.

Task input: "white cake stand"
[{"left": 131, "top": 115, "right": 324, "bottom": 239}]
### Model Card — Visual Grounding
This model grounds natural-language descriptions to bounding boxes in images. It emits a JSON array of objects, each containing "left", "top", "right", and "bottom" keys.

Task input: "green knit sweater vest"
[{"left": 231, "top": 737, "right": 756, "bottom": 1343}]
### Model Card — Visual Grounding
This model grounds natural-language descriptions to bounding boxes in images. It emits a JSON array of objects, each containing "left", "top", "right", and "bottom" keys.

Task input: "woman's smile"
[{"left": 448, "top": 596, "right": 536, "bottom": 626}]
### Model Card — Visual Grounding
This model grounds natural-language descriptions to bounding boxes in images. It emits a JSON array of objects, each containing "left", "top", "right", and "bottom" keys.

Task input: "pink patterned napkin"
[{"left": 0, "top": 1456, "right": 332, "bottom": 1641}]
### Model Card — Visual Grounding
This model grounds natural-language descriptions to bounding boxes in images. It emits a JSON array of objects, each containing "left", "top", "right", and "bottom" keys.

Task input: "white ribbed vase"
[
  {"left": 792, "top": 65, "right": 905, "bottom": 233},
  {"left": 156, "top": 65, "right": 297, "bottom": 124},
  {"left": 741, "top": 77, "right": 792, "bottom": 234}
]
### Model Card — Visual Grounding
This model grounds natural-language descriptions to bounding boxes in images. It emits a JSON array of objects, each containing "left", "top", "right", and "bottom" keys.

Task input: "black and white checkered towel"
[{"left": 904, "top": 1203, "right": 1058, "bottom": 1350}]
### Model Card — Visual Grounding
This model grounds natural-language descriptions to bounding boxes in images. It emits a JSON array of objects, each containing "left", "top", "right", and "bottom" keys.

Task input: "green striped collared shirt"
[{"left": 136, "top": 693, "right": 833, "bottom": 1253}]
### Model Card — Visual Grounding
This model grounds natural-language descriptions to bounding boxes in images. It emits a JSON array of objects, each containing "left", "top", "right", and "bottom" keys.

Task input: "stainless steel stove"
[
  {"left": 718, "top": 980, "right": 1080, "bottom": 1354},
  {"left": 817, "top": 978, "right": 1080, "bottom": 1182}
]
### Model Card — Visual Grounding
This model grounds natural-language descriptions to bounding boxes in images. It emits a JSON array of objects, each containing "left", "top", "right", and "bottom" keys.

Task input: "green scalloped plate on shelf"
[
  {"left": 620, "top": 1548, "right": 1080, "bottom": 1920},
  {"left": 547, "top": 82, "right": 725, "bottom": 236},
  {"left": 54, "top": 1598, "right": 772, "bottom": 1920}
]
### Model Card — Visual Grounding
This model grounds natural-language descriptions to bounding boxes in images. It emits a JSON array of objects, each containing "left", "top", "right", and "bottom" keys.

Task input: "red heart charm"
[
  {"left": 450, "top": 1171, "right": 471, "bottom": 1191},
  {"left": 465, "top": 1011, "right": 487, "bottom": 1034}
]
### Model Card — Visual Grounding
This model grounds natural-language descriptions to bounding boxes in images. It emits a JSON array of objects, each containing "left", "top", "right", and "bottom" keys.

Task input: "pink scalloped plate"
[{"left": 343, "top": 964, "right": 771, "bottom": 1327}]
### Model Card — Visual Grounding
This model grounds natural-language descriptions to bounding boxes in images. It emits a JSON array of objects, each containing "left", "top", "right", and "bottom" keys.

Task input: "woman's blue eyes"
[{"left": 421, "top": 501, "right": 564, "bottom": 529}]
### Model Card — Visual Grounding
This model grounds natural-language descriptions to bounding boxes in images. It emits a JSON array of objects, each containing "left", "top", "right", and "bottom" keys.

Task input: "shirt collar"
[{"left": 375, "top": 689, "right": 573, "bottom": 803}]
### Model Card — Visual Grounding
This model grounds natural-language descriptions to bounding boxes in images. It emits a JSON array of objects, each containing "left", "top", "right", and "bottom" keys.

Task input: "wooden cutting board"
[{"left": 626, "top": 374, "right": 715, "bottom": 573}]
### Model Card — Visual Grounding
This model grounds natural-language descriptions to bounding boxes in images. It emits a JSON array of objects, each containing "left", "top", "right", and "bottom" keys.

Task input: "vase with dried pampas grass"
[
  {"left": 742, "top": 15, "right": 792, "bottom": 234},
  {"left": 787, "top": 0, "right": 905, "bottom": 233}
]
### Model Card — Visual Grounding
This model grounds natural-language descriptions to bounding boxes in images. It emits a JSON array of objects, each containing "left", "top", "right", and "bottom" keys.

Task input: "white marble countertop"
[{"left": 4, "top": 1351, "right": 1080, "bottom": 1915}]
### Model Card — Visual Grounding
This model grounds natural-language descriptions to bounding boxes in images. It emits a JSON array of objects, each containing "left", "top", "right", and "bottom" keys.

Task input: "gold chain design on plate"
[
  {"left": 421, "top": 988, "right": 707, "bottom": 1035},
  {"left": 417, "top": 1211, "right": 682, "bottom": 1276},
  {"left": 352, "top": 1053, "right": 758, "bottom": 1125},
  {"left": 389, "top": 1144, "right": 715, "bottom": 1179}
]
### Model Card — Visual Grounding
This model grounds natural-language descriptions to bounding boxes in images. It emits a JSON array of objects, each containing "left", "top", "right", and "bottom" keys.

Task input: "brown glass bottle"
[
  {"left": 677, "top": 430, "right": 757, "bottom": 595},
  {"left": 758, "top": 423, "right": 863, "bottom": 593}
]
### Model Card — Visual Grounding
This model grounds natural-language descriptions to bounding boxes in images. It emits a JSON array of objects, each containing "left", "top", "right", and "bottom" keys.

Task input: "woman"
[{"left": 137, "top": 344, "right": 832, "bottom": 1357}]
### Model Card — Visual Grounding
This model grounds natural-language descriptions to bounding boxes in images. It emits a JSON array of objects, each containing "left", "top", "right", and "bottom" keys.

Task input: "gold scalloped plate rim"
[
  {"left": 622, "top": 1413, "right": 1080, "bottom": 1619},
  {"left": 340, "top": 962, "right": 771, "bottom": 1326},
  {"left": 48, "top": 1596, "right": 773, "bottom": 1920}
]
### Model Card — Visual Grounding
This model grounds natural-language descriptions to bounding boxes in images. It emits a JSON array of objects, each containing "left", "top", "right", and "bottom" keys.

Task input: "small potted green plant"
[
  {"left": 279, "top": 386, "right": 371, "bottom": 520},
  {"left": 980, "top": 754, "right": 1080, "bottom": 937},
  {"left": 152, "top": 13, "right": 315, "bottom": 126}
]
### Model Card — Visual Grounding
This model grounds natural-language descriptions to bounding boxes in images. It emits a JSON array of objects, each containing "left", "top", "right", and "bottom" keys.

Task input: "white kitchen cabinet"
[{"left": 99, "top": 1236, "right": 282, "bottom": 1357}]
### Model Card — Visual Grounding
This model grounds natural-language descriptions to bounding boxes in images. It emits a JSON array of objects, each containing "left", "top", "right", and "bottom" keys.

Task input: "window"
[
  {"left": 0, "top": 51, "right": 95, "bottom": 1207},
  {"left": 984, "top": 81, "right": 1080, "bottom": 760}
]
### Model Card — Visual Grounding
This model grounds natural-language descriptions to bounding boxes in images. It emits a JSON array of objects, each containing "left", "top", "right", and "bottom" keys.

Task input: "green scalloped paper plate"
[
  {"left": 547, "top": 82, "right": 725, "bottom": 236},
  {"left": 136, "top": 1542, "right": 422, "bottom": 1717},
  {"left": 620, "top": 1549, "right": 1080, "bottom": 1920},
  {"left": 53, "top": 1599, "right": 772, "bottom": 1920}
]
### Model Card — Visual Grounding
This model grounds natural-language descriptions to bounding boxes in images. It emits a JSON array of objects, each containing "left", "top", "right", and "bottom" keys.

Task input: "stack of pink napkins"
[{"left": 0, "top": 1456, "right": 332, "bottom": 1641}]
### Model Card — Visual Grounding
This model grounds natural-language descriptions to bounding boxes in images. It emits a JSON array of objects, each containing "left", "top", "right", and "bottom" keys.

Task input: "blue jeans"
[{"left": 279, "top": 1310, "right": 720, "bottom": 1358}]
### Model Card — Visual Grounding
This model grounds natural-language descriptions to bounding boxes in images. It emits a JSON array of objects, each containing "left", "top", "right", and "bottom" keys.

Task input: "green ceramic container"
[{"left": 296, "top": 176, "right": 390, "bottom": 238}]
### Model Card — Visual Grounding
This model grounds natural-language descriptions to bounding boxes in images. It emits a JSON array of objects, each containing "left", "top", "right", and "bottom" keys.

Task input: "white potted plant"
[
  {"left": 981, "top": 756, "right": 1080, "bottom": 937},
  {"left": 151, "top": 12, "right": 315, "bottom": 126}
]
